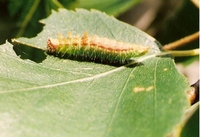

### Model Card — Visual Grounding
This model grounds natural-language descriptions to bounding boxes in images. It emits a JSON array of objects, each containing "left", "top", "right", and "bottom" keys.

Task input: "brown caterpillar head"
[{"left": 47, "top": 38, "right": 59, "bottom": 53}]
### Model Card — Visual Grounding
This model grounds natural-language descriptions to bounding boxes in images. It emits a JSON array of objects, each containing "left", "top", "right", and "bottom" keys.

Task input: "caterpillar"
[{"left": 47, "top": 32, "right": 149, "bottom": 65}]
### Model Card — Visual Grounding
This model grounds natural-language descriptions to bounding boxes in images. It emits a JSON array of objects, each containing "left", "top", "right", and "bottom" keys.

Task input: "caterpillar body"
[{"left": 47, "top": 32, "right": 149, "bottom": 65}]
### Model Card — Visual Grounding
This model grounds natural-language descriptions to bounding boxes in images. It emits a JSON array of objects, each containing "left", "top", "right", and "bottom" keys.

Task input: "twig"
[
  {"left": 191, "top": 0, "right": 199, "bottom": 8},
  {"left": 163, "top": 32, "right": 199, "bottom": 50},
  {"left": 165, "top": 49, "right": 199, "bottom": 57}
]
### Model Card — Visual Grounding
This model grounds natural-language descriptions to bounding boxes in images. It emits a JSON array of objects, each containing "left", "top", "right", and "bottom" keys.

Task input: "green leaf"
[
  {"left": 1, "top": 9, "right": 190, "bottom": 137},
  {"left": 180, "top": 103, "right": 199, "bottom": 137}
]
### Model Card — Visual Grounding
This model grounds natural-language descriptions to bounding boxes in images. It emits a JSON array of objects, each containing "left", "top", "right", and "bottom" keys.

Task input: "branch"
[{"left": 162, "top": 32, "right": 199, "bottom": 50}]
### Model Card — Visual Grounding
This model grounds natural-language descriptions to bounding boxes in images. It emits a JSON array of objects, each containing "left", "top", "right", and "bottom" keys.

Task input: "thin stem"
[
  {"left": 16, "top": 0, "right": 41, "bottom": 37},
  {"left": 45, "top": 0, "right": 51, "bottom": 16},
  {"left": 165, "top": 49, "right": 199, "bottom": 57},
  {"left": 162, "top": 32, "right": 199, "bottom": 50},
  {"left": 52, "top": 0, "right": 64, "bottom": 8}
]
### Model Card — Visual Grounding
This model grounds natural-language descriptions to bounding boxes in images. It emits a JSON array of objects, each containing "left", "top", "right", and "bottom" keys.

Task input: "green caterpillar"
[{"left": 47, "top": 32, "right": 149, "bottom": 65}]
